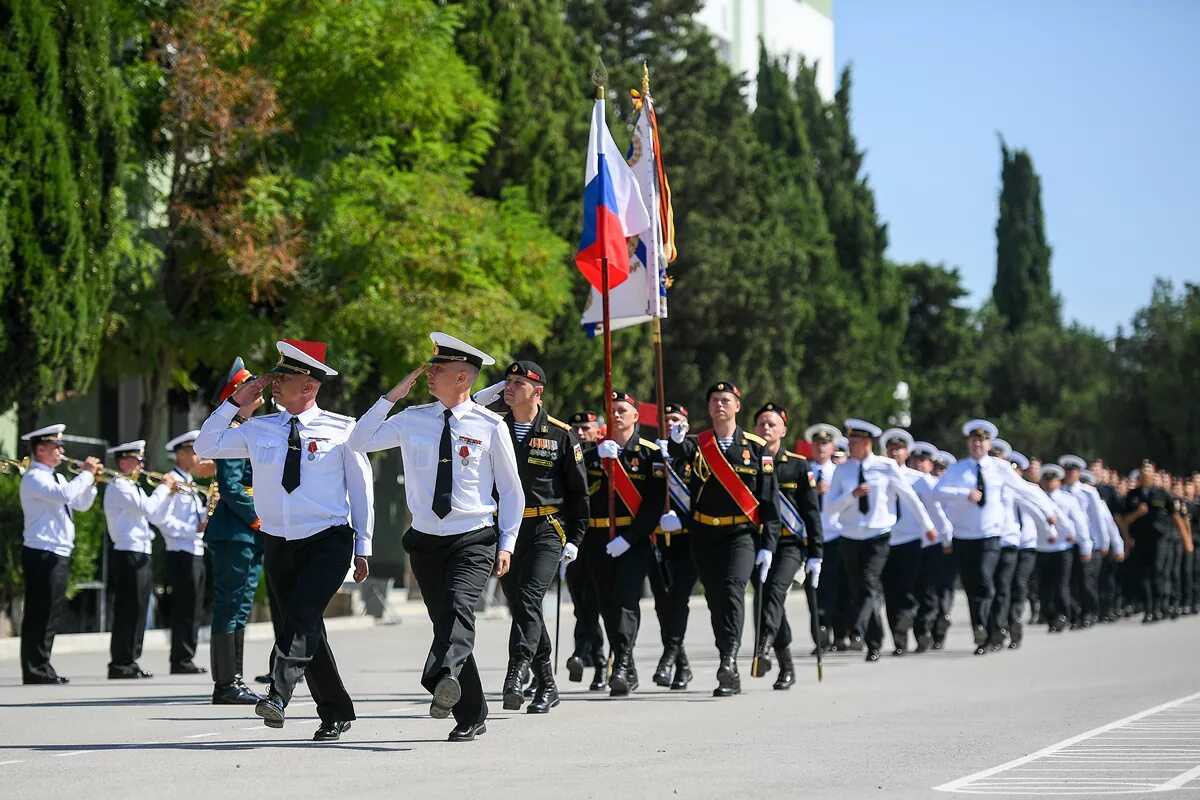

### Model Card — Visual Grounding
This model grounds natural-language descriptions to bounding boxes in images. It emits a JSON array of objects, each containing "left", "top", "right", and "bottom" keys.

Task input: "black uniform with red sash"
[
  {"left": 582, "top": 427, "right": 667, "bottom": 660},
  {"left": 671, "top": 428, "right": 781, "bottom": 658}
]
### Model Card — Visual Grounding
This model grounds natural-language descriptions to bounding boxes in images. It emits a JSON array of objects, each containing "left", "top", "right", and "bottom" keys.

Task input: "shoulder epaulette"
[
  {"left": 639, "top": 438, "right": 660, "bottom": 451},
  {"left": 322, "top": 410, "right": 354, "bottom": 422},
  {"left": 546, "top": 415, "right": 572, "bottom": 431},
  {"left": 785, "top": 450, "right": 804, "bottom": 460},
  {"left": 743, "top": 432, "right": 766, "bottom": 446},
  {"left": 471, "top": 405, "right": 505, "bottom": 425},
  {"left": 409, "top": 401, "right": 438, "bottom": 411},
  {"left": 254, "top": 412, "right": 281, "bottom": 422}
]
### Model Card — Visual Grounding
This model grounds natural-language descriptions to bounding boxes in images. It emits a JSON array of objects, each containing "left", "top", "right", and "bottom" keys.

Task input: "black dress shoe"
[
  {"left": 448, "top": 722, "right": 486, "bottom": 742},
  {"left": 171, "top": 663, "right": 208, "bottom": 675},
  {"left": 988, "top": 643, "right": 1003, "bottom": 653},
  {"left": 931, "top": 639, "right": 944, "bottom": 650},
  {"left": 847, "top": 636, "right": 865, "bottom": 652},
  {"left": 973, "top": 646, "right": 987, "bottom": 656},
  {"left": 589, "top": 665, "right": 607, "bottom": 691},
  {"left": 829, "top": 638, "right": 849, "bottom": 652},
  {"left": 430, "top": 675, "right": 461, "bottom": 720},
  {"left": 213, "top": 681, "right": 262, "bottom": 705},
  {"left": 23, "top": 674, "right": 69, "bottom": 685},
  {"left": 108, "top": 666, "right": 153, "bottom": 679},
  {"left": 865, "top": 649, "right": 881, "bottom": 662},
  {"left": 255, "top": 692, "right": 286, "bottom": 728},
  {"left": 255, "top": 673, "right": 272, "bottom": 684},
  {"left": 566, "top": 655, "right": 585, "bottom": 683},
  {"left": 670, "top": 659, "right": 693, "bottom": 691},
  {"left": 1007, "top": 641, "right": 1021, "bottom": 650},
  {"left": 972, "top": 625, "right": 988, "bottom": 647},
  {"left": 54, "top": 675, "right": 69, "bottom": 684},
  {"left": 915, "top": 634, "right": 933, "bottom": 653},
  {"left": 313, "top": 721, "right": 351, "bottom": 741}
]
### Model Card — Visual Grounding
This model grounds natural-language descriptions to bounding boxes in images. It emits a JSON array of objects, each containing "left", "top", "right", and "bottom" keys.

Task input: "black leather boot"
[
  {"left": 653, "top": 643, "right": 679, "bottom": 687},
  {"left": 713, "top": 653, "right": 740, "bottom": 697},
  {"left": 232, "top": 627, "right": 261, "bottom": 698},
  {"left": 751, "top": 635, "right": 774, "bottom": 678},
  {"left": 589, "top": 650, "right": 608, "bottom": 691},
  {"left": 502, "top": 658, "right": 529, "bottom": 710},
  {"left": 527, "top": 661, "right": 560, "bottom": 714},
  {"left": 212, "top": 632, "right": 260, "bottom": 705},
  {"left": 609, "top": 651, "right": 633, "bottom": 697},
  {"left": 566, "top": 652, "right": 586, "bottom": 683},
  {"left": 773, "top": 647, "right": 795, "bottom": 690},
  {"left": 671, "top": 646, "right": 693, "bottom": 690}
]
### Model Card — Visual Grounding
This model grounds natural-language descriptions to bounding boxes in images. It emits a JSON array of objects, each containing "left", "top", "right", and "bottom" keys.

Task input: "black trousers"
[
  {"left": 166, "top": 551, "right": 206, "bottom": 668},
  {"left": 839, "top": 534, "right": 890, "bottom": 652},
  {"left": 1167, "top": 538, "right": 1184, "bottom": 609},
  {"left": 1183, "top": 550, "right": 1197, "bottom": 610},
  {"left": 649, "top": 533, "right": 699, "bottom": 648},
  {"left": 756, "top": 537, "right": 804, "bottom": 650},
  {"left": 404, "top": 526, "right": 496, "bottom": 726},
  {"left": 499, "top": 520, "right": 561, "bottom": 665},
  {"left": 936, "top": 547, "right": 958, "bottom": 637},
  {"left": 566, "top": 554, "right": 604, "bottom": 661},
  {"left": 955, "top": 537, "right": 1001, "bottom": 635},
  {"left": 1070, "top": 546, "right": 1100, "bottom": 623},
  {"left": 1037, "top": 550, "right": 1073, "bottom": 625},
  {"left": 264, "top": 527, "right": 356, "bottom": 724},
  {"left": 1133, "top": 535, "right": 1169, "bottom": 616},
  {"left": 914, "top": 544, "right": 944, "bottom": 640},
  {"left": 583, "top": 528, "right": 652, "bottom": 657},
  {"left": 988, "top": 545, "right": 1020, "bottom": 639},
  {"left": 109, "top": 550, "right": 152, "bottom": 670},
  {"left": 815, "top": 537, "right": 847, "bottom": 643},
  {"left": 882, "top": 539, "right": 921, "bottom": 648},
  {"left": 1008, "top": 548, "right": 1037, "bottom": 640},
  {"left": 20, "top": 547, "right": 70, "bottom": 681},
  {"left": 690, "top": 522, "right": 756, "bottom": 657},
  {"left": 1098, "top": 553, "right": 1121, "bottom": 619}
]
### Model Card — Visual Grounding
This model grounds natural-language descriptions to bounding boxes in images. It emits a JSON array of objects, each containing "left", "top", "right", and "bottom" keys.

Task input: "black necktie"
[
  {"left": 976, "top": 464, "right": 986, "bottom": 506},
  {"left": 433, "top": 409, "right": 453, "bottom": 518},
  {"left": 57, "top": 473, "right": 73, "bottom": 519},
  {"left": 818, "top": 476, "right": 825, "bottom": 511},
  {"left": 282, "top": 417, "right": 301, "bottom": 493},
  {"left": 858, "top": 463, "right": 869, "bottom": 514},
  {"left": 1016, "top": 505, "right": 1024, "bottom": 527},
  {"left": 895, "top": 496, "right": 902, "bottom": 522}
]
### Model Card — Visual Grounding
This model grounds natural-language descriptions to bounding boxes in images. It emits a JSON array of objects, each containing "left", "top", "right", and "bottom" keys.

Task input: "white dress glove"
[
  {"left": 659, "top": 511, "right": 682, "bottom": 532},
  {"left": 670, "top": 419, "right": 689, "bottom": 443},
  {"left": 597, "top": 439, "right": 621, "bottom": 460},
  {"left": 472, "top": 379, "right": 505, "bottom": 406},
  {"left": 805, "top": 557, "right": 823, "bottom": 589},
  {"left": 755, "top": 548, "right": 773, "bottom": 583},
  {"left": 656, "top": 439, "right": 670, "bottom": 455},
  {"left": 606, "top": 536, "right": 632, "bottom": 558},
  {"left": 561, "top": 542, "right": 579, "bottom": 564}
]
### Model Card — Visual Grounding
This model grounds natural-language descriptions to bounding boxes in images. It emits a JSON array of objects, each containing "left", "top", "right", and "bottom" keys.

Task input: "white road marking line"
[
  {"left": 934, "top": 690, "right": 1200, "bottom": 794},
  {"left": 0, "top": 760, "right": 26, "bottom": 766},
  {"left": 51, "top": 752, "right": 86, "bottom": 758},
  {"left": 182, "top": 733, "right": 220, "bottom": 739},
  {"left": 238, "top": 726, "right": 264, "bottom": 731}
]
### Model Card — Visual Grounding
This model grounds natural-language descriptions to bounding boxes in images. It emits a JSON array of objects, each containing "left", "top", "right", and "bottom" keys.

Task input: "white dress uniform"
[
  {"left": 18, "top": 425, "right": 99, "bottom": 684},
  {"left": 1062, "top": 473, "right": 1110, "bottom": 626},
  {"left": 1037, "top": 474, "right": 1093, "bottom": 631},
  {"left": 148, "top": 457, "right": 208, "bottom": 671}
]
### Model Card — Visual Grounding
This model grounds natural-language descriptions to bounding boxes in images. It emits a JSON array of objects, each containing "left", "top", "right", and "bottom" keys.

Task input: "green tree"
[{"left": 992, "top": 140, "right": 1057, "bottom": 332}]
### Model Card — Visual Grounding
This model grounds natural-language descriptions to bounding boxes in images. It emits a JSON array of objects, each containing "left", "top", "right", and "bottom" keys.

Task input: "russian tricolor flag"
[{"left": 576, "top": 98, "right": 650, "bottom": 293}]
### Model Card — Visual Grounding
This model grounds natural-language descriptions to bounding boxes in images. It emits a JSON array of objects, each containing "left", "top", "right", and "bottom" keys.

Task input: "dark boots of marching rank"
[
  {"left": 582, "top": 390, "right": 669, "bottom": 698},
  {"left": 879, "top": 431, "right": 951, "bottom": 656},
  {"left": 564, "top": 410, "right": 609, "bottom": 691},
  {"left": 1004, "top": 452, "right": 1043, "bottom": 649},
  {"left": 17, "top": 425, "right": 101, "bottom": 685},
  {"left": 826, "top": 421, "right": 935, "bottom": 663},
  {"left": 104, "top": 440, "right": 174, "bottom": 680},
  {"left": 908, "top": 441, "right": 954, "bottom": 653},
  {"left": 748, "top": 404, "right": 822, "bottom": 690},
  {"left": 198, "top": 339, "right": 374, "bottom": 743},
  {"left": 933, "top": 420, "right": 1058, "bottom": 655},
  {"left": 1036, "top": 465, "right": 1093, "bottom": 631},
  {"left": 487, "top": 362, "right": 589, "bottom": 715},
  {"left": 805, "top": 423, "right": 846, "bottom": 655},
  {"left": 648, "top": 403, "right": 699, "bottom": 691},
  {"left": 668, "top": 381, "right": 781, "bottom": 697},
  {"left": 151, "top": 431, "right": 213, "bottom": 676}
]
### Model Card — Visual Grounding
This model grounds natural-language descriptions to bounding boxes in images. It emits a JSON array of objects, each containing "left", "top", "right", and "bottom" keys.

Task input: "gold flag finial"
[
  {"left": 592, "top": 58, "right": 608, "bottom": 99},
  {"left": 642, "top": 62, "right": 650, "bottom": 98}
]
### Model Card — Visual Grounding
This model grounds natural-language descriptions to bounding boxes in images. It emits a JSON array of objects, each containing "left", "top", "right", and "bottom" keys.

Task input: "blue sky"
[{"left": 834, "top": 1, "right": 1199, "bottom": 334}]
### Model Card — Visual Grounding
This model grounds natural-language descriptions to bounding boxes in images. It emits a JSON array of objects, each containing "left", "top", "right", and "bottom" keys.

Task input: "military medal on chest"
[
  {"left": 459, "top": 444, "right": 470, "bottom": 466},
  {"left": 742, "top": 448, "right": 750, "bottom": 465},
  {"left": 631, "top": 456, "right": 640, "bottom": 472},
  {"left": 307, "top": 441, "right": 318, "bottom": 461}
]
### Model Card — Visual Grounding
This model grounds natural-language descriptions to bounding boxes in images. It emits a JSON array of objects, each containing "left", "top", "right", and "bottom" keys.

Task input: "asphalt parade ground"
[{"left": 2, "top": 591, "right": 1198, "bottom": 800}]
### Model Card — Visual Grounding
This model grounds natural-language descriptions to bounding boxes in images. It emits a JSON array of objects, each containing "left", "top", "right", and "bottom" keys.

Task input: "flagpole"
[
  {"left": 594, "top": 67, "right": 617, "bottom": 550},
  {"left": 644, "top": 63, "right": 672, "bottom": 519}
]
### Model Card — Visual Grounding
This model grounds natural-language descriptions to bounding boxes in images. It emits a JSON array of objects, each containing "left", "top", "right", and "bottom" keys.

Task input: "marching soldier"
[
  {"left": 826, "top": 420, "right": 934, "bottom": 662},
  {"left": 17, "top": 425, "right": 101, "bottom": 684},
  {"left": 198, "top": 339, "right": 374, "bottom": 742},
  {"left": 805, "top": 423, "right": 846, "bottom": 653},
  {"left": 749, "top": 403, "right": 822, "bottom": 690},
  {"left": 1121, "top": 461, "right": 1182, "bottom": 623},
  {"left": 492, "top": 361, "right": 588, "bottom": 715},
  {"left": 669, "top": 381, "right": 780, "bottom": 696},
  {"left": 104, "top": 440, "right": 172, "bottom": 679},
  {"left": 930, "top": 451, "right": 958, "bottom": 648},
  {"left": 206, "top": 358, "right": 267, "bottom": 705},
  {"left": 1005, "top": 452, "right": 1046, "bottom": 648},
  {"left": 347, "top": 333, "right": 521, "bottom": 742},
  {"left": 563, "top": 410, "right": 608, "bottom": 691},
  {"left": 1037, "top": 464, "right": 1091, "bottom": 631},
  {"left": 584, "top": 390, "right": 669, "bottom": 697},
  {"left": 150, "top": 430, "right": 212, "bottom": 675},
  {"left": 909, "top": 441, "right": 953, "bottom": 653},
  {"left": 649, "top": 402, "right": 698, "bottom": 691},
  {"left": 1060, "top": 455, "right": 1119, "bottom": 628}
]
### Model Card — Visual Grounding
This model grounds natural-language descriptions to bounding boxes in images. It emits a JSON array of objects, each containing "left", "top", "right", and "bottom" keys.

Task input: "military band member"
[
  {"left": 1037, "top": 464, "right": 1091, "bottom": 631},
  {"left": 909, "top": 441, "right": 953, "bottom": 653},
  {"left": 198, "top": 339, "right": 374, "bottom": 742},
  {"left": 649, "top": 402, "right": 698, "bottom": 691},
  {"left": 563, "top": 410, "right": 608, "bottom": 691},
  {"left": 805, "top": 423, "right": 845, "bottom": 652},
  {"left": 670, "top": 381, "right": 780, "bottom": 696},
  {"left": 585, "top": 390, "right": 669, "bottom": 697},
  {"left": 206, "top": 358, "right": 267, "bottom": 705},
  {"left": 18, "top": 425, "right": 101, "bottom": 684},
  {"left": 104, "top": 440, "right": 171, "bottom": 679},
  {"left": 749, "top": 403, "right": 822, "bottom": 690},
  {"left": 493, "top": 361, "right": 588, "bottom": 715},
  {"left": 149, "top": 431, "right": 211, "bottom": 675},
  {"left": 827, "top": 420, "right": 935, "bottom": 662},
  {"left": 348, "top": 333, "right": 520, "bottom": 742}
]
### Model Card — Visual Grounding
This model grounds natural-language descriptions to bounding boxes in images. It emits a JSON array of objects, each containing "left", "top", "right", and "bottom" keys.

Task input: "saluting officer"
[
  {"left": 649, "top": 402, "right": 699, "bottom": 691},
  {"left": 104, "top": 440, "right": 172, "bottom": 679},
  {"left": 563, "top": 410, "right": 608, "bottom": 691},
  {"left": 348, "top": 333, "right": 522, "bottom": 742},
  {"left": 584, "top": 390, "right": 669, "bottom": 697},
  {"left": 198, "top": 339, "right": 374, "bottom": 742},
  {"left": 492, "top": 361, "right": 588, "bottom": 715},
  {"left": 749, "top": 403, "right": 822, "bottom": 690},
  {"left": 669, "top": 381, "right": 780, "bottom": 697},
  {"left": 206, "top": 358, "right": 267, "bottom": 705},
  {"left": 17, "top": 425, "right": 101, "bottom": 684}
]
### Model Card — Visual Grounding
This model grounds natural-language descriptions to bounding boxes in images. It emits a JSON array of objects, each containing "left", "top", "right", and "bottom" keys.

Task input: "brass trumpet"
[
  {"left": 65, "top": 457, "right": 130, "bottom": 484},
  {"left": 0, "top": 456, "right": 30, "bottom": 476},
  {"left": 144, "top": 470, "right": 214, "bottom": 500}
]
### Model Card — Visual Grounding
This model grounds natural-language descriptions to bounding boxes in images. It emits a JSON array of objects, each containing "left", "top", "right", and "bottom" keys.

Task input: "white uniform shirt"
[
  {"left": 147, "top": 467, "right": 206, "bottom": 556},
  {"left": 1013, "top": 492, "right": 1049, "bottom": 549},
  {"left": 890, "top": 465, "right": 947, "bottom": 547},
  {"left": 20, "top": 463, "right": 98, "bottom": 557},
  {"left": 813, "top": 459, "right": 842, "bottom": 542},
  {"left": 348, "top": 396, "right": 525, "bottom": 553},
  {"left": 195, "top": 400, "right": 375, "bottom": 556},
  {"left": 827, "top": 454, "right": 934, "bottom": 541},
  {"left": 1064, "top": 481, "right": 1113, "bottom": 553},
  {"left": 104, "top": 478, "right": 170, "bottom": 554},
  {"left": 1039, "top": 488, "right": 1092, "bottom": 555},
  {"left": 915, "top": 472, "right": 953, "bottom": 548},
  {"left": 934, "top": 456, "right": 1055, "bottom": 540}
]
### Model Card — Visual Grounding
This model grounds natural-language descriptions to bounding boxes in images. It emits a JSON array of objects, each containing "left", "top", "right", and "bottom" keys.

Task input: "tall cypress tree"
[{"left": 992, "top": 140, "right": 1056, "bottom": 331}]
